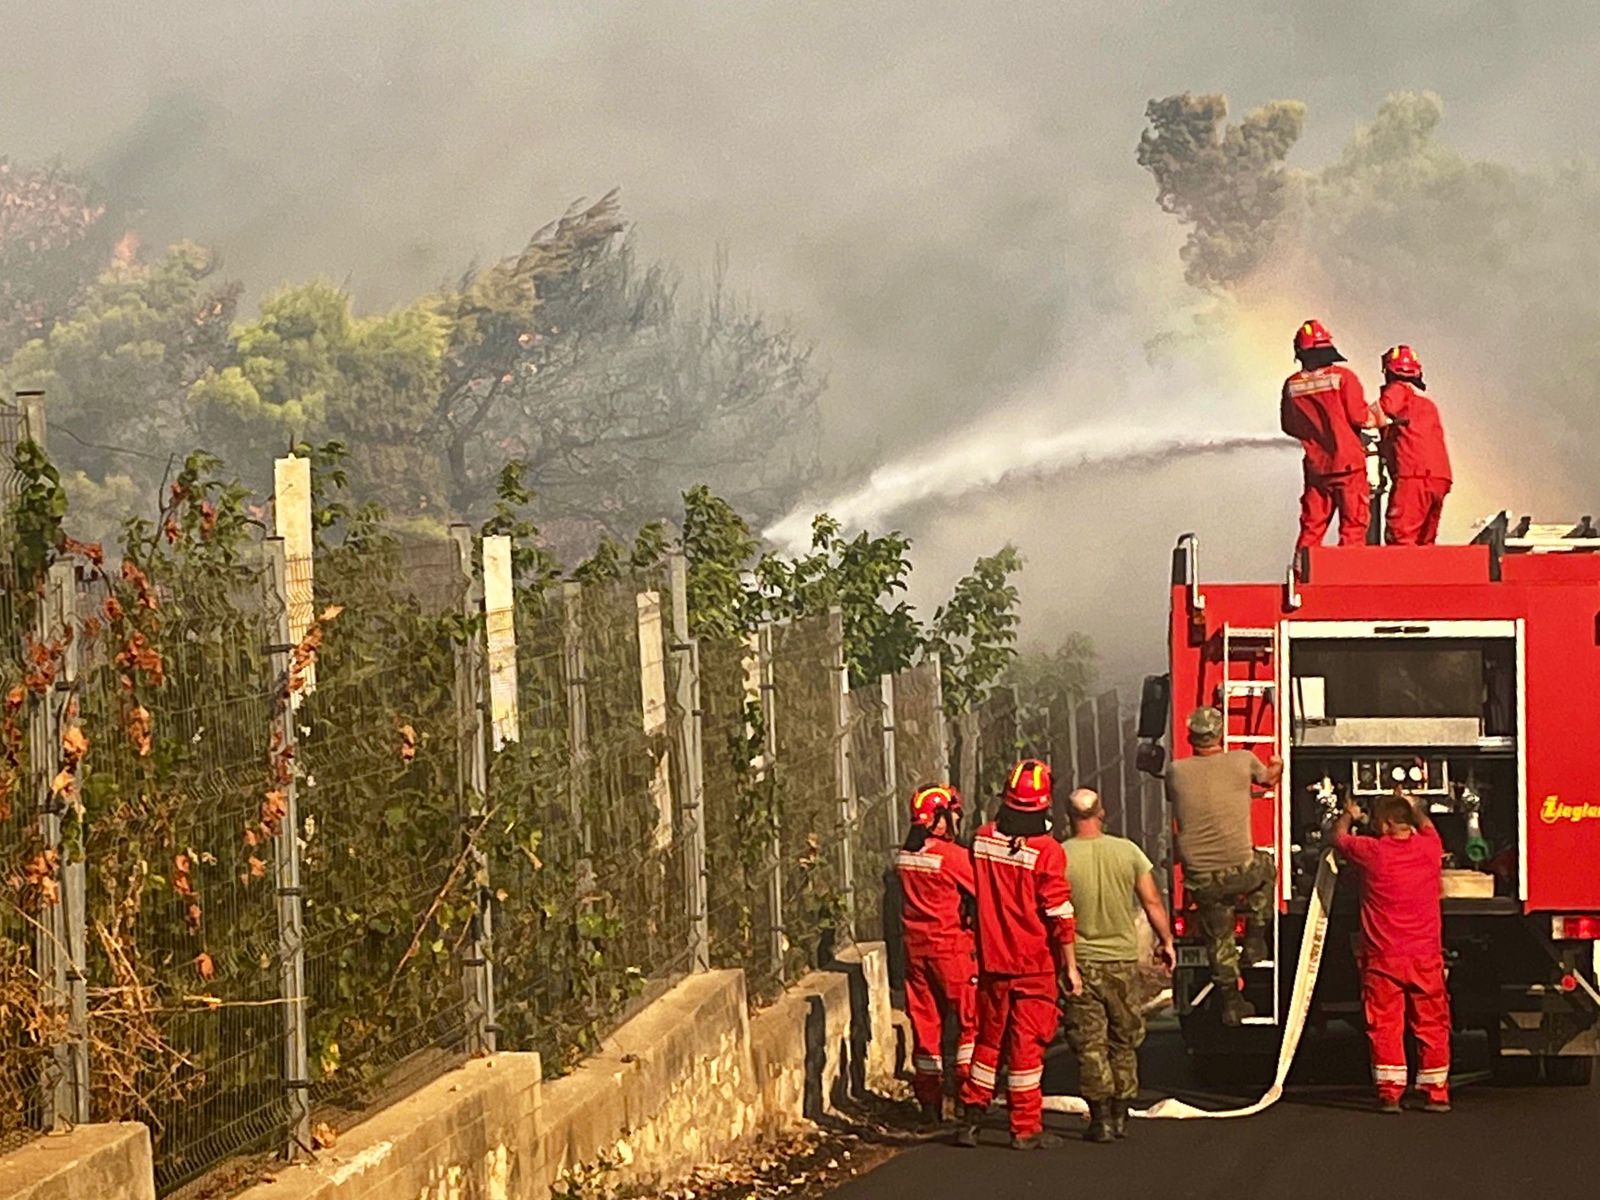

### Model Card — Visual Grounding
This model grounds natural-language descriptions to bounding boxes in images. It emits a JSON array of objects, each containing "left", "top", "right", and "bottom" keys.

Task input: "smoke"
[
  {"left": 3, "top": 2, "right": 1599, "bottom": 681},
  {"left": 765, "top": 427, "right": 1293, "bottom": 553}
]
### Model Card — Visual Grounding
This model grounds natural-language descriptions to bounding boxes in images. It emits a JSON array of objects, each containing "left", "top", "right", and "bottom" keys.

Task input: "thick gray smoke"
[{"left": 3, "top": 2, "right": 1597, "bottom": 681}]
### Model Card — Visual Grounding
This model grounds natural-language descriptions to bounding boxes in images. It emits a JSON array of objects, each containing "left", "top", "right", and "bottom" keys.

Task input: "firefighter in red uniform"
[
  {"left": 956, "top": 759, "right": 1081, "bottom": 1151},
  {"left": 1331, "top": 790, "right": 1452, "bottom": 1114},
  {"left": 1280, "top": 319, "right": 1382, "bottom": 550},
  {"left": 895, "top": 784, "right": 978, "bottom": 1124},
  {"left": 1378, "top": 345, "right": 1452, "bottom": 546}
]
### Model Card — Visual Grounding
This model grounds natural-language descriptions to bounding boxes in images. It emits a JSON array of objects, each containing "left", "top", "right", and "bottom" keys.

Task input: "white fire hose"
[{"left": 1041, "top": 852, "right": 1341, "bottom": 1120}]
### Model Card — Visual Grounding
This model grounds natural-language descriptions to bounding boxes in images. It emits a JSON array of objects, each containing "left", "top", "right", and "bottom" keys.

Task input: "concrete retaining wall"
[
  {"left": 0, "top": 1124, "right": 154, "bottom": 1200},
  {"left": 1, "top": 942, "right": 895, "bottom": 1200}
]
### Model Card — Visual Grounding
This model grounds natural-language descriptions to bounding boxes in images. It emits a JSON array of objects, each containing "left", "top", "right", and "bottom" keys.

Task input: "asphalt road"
[{"left": 825, "top": 1017, "right": 1597, "bottom": 1200}]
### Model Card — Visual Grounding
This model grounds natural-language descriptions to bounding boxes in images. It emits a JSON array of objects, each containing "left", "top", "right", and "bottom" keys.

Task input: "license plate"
[{"left": 1177, "top": 946, "right": 1209, "bottom": 969}]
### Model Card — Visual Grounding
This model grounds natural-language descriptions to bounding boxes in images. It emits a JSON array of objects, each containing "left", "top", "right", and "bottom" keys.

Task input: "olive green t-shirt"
[
  {"left": 1064, "top": 833, "right": 1153, "bottom": 964},
  {"left": 1165, "top": 750, "right": 1270, "bottom": 874}
]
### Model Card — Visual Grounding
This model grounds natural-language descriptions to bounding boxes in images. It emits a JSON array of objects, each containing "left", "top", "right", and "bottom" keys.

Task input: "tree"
[
  {"left": 928, "top": 546, "right": 1024, "bottom": 715},
  {"left": 681, "top": 484, "right": 758, "bottom": 639},
  {"left": 0, "top": 157, "right": 124, "bottom": 360},
  {"left": 2, "top": 241, "right": 238, "bottom": 497}
]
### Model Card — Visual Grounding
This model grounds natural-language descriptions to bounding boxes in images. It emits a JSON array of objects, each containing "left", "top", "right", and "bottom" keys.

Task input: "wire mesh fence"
[{"left": 296, "top": 535, "right": 475, "bottom": 1131}]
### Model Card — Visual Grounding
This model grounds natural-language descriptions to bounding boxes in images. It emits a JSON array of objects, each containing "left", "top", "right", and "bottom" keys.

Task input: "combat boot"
[
  {"left": 1242, "top": 932, "right": 1271, "bottom": 966},
  {"left": 1217, "top": 989, "right": 1256, "bottom": 1027},
  {"left": 916, "top": 1098, "right": 944, "bottom": 1128},
  {"left": 1084, "top": 1101, "right": 1115, "bottom": 1144},
  {"left": 1108, "top": 1098, "right": 1130, "bottom": 1138},
  {"left": 953, "top": 1105, "right": 983, "bottom": 1148}
]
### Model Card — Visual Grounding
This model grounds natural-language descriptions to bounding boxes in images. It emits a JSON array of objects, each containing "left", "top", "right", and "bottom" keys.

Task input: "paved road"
[{"left": 827, "top": 1017, "right": 1596, "bottom": 1200}]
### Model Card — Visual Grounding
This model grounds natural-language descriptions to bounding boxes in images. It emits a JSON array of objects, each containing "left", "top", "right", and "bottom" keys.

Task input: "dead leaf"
[
  {"left": 49, "top": 768, "right": 74, "bottom": 797},
  {"left": 126, "top": 704, "right": 152, "bottom": 757},
  {"left": 318, "top": 605, "right": 344, "bottom": 623},
  {"left": 195, "top": 952, "right": 215, "bottom": 981},
  {"left": 398, "top": 723, "right": 417, "bottom": 763},
  {"left": 61, "top": 725, "right": 88, "bottom": 762},
  {"left": 311, "top": 1121, "right": 339, "bottom": 1150},
  {"left": 248, "top": 856, "right": 267, "bottom": 880}
]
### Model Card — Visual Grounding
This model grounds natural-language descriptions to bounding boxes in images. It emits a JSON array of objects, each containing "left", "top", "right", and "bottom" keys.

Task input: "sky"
[{"left": 3, "top": 1, "right": 1596, "bottom": 684}]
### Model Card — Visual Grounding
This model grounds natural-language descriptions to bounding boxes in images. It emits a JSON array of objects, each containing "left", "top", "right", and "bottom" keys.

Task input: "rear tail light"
[
  {"left": 1234, "top": 916, "right": 1249, "bottom": 938},
  {"left": 1552, "top": 915, "right": 1600, "bottom": 940},
  {"left": 1173, "top": 915, "right": 1188, "bottom": 939},
  {"left": 1559, "top": 973, "right": 1580, "bottom": 994}
]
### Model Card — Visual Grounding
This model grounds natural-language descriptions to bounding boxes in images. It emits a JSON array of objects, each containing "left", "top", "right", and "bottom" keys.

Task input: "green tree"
[
  {"left": 681, "top": 484, "right": 758, "bottom": 638},
  {"left": 928, "top": 545, "right": 1025, "bottom": 715}
]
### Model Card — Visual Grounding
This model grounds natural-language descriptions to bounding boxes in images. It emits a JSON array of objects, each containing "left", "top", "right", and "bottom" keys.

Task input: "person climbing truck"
[
  {"left": 956, "top": 759, "right": 1081, "bottom": 1151},
  {"left": 1165, "top": 707, "right": 1282, "bottom": 1026},
  {"left": 1280, "top": 318, "right": 1382, "bottom": 550},
  {"left": 1061, "top": 787, "right": 1174, "bottom": 1143},
  {"left": 1332, "top": 789, "right": 1452, "bottom": 1114},
  {"left": 1377, "top": 344, "right": 1452, "bottom": 546},
  {"left": 895, "top": 784, "right": 978, "bottom": 1124}
]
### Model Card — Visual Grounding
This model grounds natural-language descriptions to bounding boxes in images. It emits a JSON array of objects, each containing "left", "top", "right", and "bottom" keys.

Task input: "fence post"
[
  {"left": 33, "top": 560, "right": 89, "bottom": 1128},
  {"left": 828, "top": 609, "right": 856, "bottom": 939},
  {"left": 450, "top": 526, "right": 496, "bottom": 1055},
  {"left": 758, "top": 624, "right": 784, "bottom": 981},
  {"left": 561, "top": 582, "right": 590, "bottom": 852},
  {"left": 880, "top": 673, "right": 900, "bottom": 843},
  {"left": 264, "top": 538, "right": 312, "bottom": 1158},
  {"left": 667, "top": 555, "right": 709, "bottom": 972}
]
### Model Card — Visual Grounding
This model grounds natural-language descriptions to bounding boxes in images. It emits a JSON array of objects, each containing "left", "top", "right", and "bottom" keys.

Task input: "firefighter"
[
  {"left": 1378, "top": 345, "right": 1452, "bottom": 546},
  {"left": 1061, "top": 788, "right": 1175, "bottom": 1143},
  {"left": 1331, "top": 790, "right": 1452, "bottom": 1114},
  {"left": 1164, "top": 707, "right": 1282, "bottom": 1025},
  {"left": 1280, "top": 318, "right": 1382, "bottom": 550},
  {"left": 955, "top": 759, "right": 1081, "bottom": 1151},
  {"left": 895, "top": 784, "right": 978, "bottom": 1124}
]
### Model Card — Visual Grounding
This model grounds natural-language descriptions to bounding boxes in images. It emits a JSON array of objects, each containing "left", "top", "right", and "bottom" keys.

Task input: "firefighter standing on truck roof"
[
  {"left": 1331, "top": 790, "right": 1452, "bottom": 1114},
  {"left": 1165, "top": 707, "right": 1283, "bottom": 1026},
  {"left": 1280, "top": 318, "right": 1383, "bottom": 550},
  {"left": 1378, "top": 344, "right": 1453, "bottom": 546},
  {"left": 956, "top": 759, "right": 1081, "bottom": 1151},
  {"left": 895, "top": 784, "right": 978, "bottom": 1125},
  {"left": 1061, "top": 787, "right": 1175, "bottom": 1144}
]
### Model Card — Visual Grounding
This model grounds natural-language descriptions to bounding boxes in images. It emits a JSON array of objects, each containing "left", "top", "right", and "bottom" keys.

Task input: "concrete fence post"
[
  {"left": 757, "top": 624, "right": 784, "bottom": 980},
  {"left": 33, "top": 559, "right": 89, "bottom": 1128},
  {"left": 828, "top": 608, "right": 856, "bottom": 939},
  {"left": 667, "top": 554, "right": 709, "bottom": 972},
  {"left": 880, "top": 673, "right": 900, "bottom": 844},
  {"left": 449, "top": 525, "right": 497, "bottom": 1056},
  {"left": 561, "top": 582, "right": 591, "bottom": 854},
  {"left": 264, "top": 538, "right": 312, "bottom": 1157}
]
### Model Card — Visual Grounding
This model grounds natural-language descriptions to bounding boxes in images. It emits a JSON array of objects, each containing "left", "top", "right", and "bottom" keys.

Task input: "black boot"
[
  {"left": 1012, "top": 1130, "right": 1068, "bottom": 1151},
  {"left": 1085, "top": 1101, "right": 1115, "bottom": 1144},
  {"left": 953, "top": 1104, "right": 983, "bottom": 1148},
  {"left": 1218, "top": 989, "right": 1257, "bottom": 1028},
  {"left": 1108, "top": 1098, "right": 1130, "bottom": 1139},
  {"left": 917, "top": 1098, "right": 944, "bottom": 1128}
]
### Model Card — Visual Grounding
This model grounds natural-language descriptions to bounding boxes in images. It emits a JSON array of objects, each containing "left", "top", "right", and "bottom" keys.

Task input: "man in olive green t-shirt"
[{"left": 1062, "top": 788, "right": 1174, "bottom": 1143}]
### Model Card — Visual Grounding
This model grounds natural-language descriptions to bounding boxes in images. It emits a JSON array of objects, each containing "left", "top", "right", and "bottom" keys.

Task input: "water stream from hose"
[{"left": 764, "top": 425, "right": 1295, "bottom": 549}]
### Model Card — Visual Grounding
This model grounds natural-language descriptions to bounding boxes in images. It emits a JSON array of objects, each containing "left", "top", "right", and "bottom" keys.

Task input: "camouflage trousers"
[
  {"left": 1062, "top": 960, "right": 1146, "bottom": 1102},
  {"left": 1185, "top": 849, "right": 1275, "bottom": 989}
]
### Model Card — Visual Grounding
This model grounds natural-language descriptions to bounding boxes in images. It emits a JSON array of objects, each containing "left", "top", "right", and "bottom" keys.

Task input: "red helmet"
[
  {"left": 909, "top": 784, "right": 962, "bottom": 829},
  {"left": 1003, "top": 759, "right": 1053, "bottom": 813},
  {"left": 1293, "top": 319, "right": 1335, "bottom": 353},
  {"left": 1381, "top": 344, "right": 1423, "bottom": 380}
]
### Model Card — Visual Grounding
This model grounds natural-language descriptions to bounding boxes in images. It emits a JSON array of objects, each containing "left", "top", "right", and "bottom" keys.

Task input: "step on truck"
[{"left": 1137, "top": 517, "right": 1600, "bottom": 1085}]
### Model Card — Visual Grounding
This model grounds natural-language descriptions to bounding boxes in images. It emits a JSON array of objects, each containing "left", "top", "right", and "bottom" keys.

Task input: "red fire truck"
[{"left": 1137, "top": 517, "right": 1600, "bottom": 1084}]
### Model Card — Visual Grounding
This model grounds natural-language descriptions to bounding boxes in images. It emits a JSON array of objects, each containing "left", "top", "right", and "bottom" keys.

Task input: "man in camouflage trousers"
[
  {"left": 1165, "top": 707, "right": 1282, "bottom": 1025},
  {"left": 1062, "top": 789, "right": 1175, "bottom": 1142}
]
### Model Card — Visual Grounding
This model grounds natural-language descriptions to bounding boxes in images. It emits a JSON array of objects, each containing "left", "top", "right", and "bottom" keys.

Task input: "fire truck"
[{"left": 1137, "top": 517, "right": 1600, "bottom": 1085}]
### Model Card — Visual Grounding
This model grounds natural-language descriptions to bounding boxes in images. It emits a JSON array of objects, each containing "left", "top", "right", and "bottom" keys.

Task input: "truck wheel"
[{"left": 1541, "top": 1056, "right": 1594, "bottom": 1087}]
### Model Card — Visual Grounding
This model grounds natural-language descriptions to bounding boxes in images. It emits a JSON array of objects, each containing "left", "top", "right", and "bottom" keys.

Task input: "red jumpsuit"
[
  {"left": 1379, "top": 380, "right": 1452, "bottom": 546},
  {"left": 1335, "top": 825, "right": 1451, "bottom": 1104},
  {"left": 895, "top": 834, "right": 978, "bottom": 1107},
  {"left": 959, "top": 824, "right": 1076, "bottom": 1139},
  {"left": 1281, "top": 365, "right": 1375, "bottom": 549}
]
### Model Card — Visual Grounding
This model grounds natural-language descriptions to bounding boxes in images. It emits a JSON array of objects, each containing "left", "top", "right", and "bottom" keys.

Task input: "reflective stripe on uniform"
[
  {"left": 1043, "top": 901, "right": 1075, "bottom": 918},
  {"left": 1416, "top": 1067, "right": 1449, "bottom": 1085},
  {"left": 1007, "top": 1067, "right": 1044, "bottom": 1092},
  {"left": 970, "top": 1060, "right": 997, "bottom": 1089},
  {"left": 1288, "top": 372, "right": 1340, "bottom": 396},
  {"left": 895, "top": 850, "right": 944, "bottom": 873},
  {"left": 973, "top": 834, "right": 1039, "bottom": 869},
  {"left": 1373, "top": 1064, "right": 1408, "bottom": 1084},
  {"left": 955, "top": 1042, "right": 975, "bottom": 1065},
  {"left": 913, "top": 1054, "right": 942, "bottom": 1074}
]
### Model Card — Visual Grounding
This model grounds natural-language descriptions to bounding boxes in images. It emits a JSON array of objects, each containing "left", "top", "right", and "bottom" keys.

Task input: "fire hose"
[{"left": 1040, "top": 851, "right": 1341, "bottom": 1120}]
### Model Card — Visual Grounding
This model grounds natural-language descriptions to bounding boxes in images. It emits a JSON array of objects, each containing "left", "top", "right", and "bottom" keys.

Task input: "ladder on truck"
[{"left": 1217, "top": 623, "right": 1282, "bottom": 1027}]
